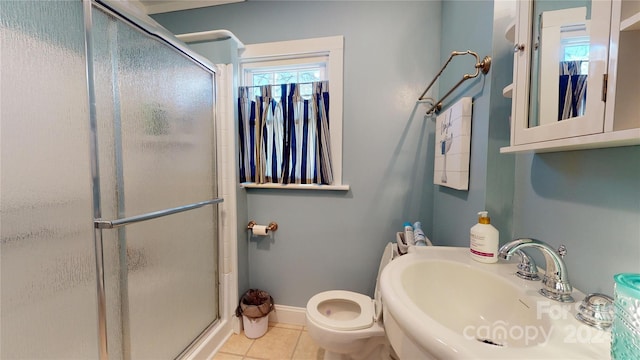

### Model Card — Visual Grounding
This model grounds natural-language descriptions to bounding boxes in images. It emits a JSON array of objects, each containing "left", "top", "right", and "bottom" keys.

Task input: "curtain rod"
[{"left": 240, "top": 81, "right": 327, "bottom": 88}]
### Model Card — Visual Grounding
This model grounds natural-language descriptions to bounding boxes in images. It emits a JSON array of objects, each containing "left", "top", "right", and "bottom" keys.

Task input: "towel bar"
[{"left": 418, "top": 50, "right": 491, "bottom": 115}]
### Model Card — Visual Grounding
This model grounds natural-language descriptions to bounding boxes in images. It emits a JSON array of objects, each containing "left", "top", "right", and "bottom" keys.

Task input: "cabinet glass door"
[{"left": 512, "top": 0, "right": 612, "bottom": 145}]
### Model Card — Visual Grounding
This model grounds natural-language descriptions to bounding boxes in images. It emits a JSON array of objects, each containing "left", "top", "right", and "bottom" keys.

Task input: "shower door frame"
[{"left": 82, "top": 1, "right": 226, "bottom": 359}]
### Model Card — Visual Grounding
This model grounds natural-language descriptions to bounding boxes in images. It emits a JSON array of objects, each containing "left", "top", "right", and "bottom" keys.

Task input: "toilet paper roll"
[{"left": 252, "top": 225, "right": 269, "bottom": 236}]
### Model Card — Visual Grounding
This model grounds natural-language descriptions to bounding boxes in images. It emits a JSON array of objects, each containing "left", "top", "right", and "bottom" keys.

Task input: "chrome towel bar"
[{"left": 94, "top": 198, "right": 224, "bottom": 229}]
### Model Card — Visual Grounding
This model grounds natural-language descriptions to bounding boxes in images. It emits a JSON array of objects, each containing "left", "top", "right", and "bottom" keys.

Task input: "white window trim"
[{"left": 239, "top": 36, "right": 348, "bottom": 191}]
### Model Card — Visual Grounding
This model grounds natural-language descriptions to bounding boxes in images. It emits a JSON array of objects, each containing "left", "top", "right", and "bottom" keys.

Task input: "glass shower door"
[
  {"left": 1, "top": 1, "right": 219, "bottom": 358},
  {"left": 91, "top": 5, "right": 219, "bottom": 359},
  {"left": 0, "top": 1, "right": 99, "bottom": 358}
]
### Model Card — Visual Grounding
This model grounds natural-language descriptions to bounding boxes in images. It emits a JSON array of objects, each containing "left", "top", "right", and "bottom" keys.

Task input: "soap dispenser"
[{"left": 470, "top": 211, "right": 499, "bottom": 263}]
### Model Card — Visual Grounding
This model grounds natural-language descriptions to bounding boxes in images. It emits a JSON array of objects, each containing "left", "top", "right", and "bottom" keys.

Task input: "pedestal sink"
[{"left": 379, "top": 246, "right": 610, "bottom": 359}]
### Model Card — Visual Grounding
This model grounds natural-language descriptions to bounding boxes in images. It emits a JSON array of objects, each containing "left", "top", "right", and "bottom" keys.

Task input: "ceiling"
[{"left": 137, "top": 0, "right": 245, "bottom": 14}]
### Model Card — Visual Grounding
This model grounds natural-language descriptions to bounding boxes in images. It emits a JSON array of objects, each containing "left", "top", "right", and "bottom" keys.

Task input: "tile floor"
[{"left": 213, "top": 323, "right": 325, "bottom": 360}]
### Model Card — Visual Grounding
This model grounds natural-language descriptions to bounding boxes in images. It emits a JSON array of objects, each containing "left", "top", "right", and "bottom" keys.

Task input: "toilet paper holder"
[{"left": 247, "top": 220, "right": 278, "bottom": 232}]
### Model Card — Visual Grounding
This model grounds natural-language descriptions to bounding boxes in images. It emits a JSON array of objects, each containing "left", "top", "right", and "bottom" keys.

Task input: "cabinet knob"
[{"left": 513, "top": 43, "right": 525, "bottom": 53}]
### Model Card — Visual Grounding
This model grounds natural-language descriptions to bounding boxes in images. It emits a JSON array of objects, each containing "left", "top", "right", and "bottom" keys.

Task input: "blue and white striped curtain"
[
  {"left": 238, "top": 81, "right": 333, "bottom": 185},
  {"left": 558, "top": 60, "right": 588, "bottom": 120}
]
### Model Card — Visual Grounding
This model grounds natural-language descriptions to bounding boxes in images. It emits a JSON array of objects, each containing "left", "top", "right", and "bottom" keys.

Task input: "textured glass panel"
[
  {"left": 92, "top": 7, "right": 218, "bottom": 358},
  {"left": 0, "top": 1, "right": 98, "bottom": 359},
  {"left": 115, "top": 21, "right": 216, "bottom": 216},
  {"left": 126, "top": 206, "right": 217, "bottom": 359}
]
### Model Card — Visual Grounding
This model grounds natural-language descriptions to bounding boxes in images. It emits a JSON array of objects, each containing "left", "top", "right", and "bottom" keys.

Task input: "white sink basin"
[{"left": 380, "top": 246, "right": 610, "bottom": 359}]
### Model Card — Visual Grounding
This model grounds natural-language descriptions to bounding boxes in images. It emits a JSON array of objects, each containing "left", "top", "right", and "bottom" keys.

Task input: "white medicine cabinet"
[{"left": 501, "top": 0, "right": 640, "bottom": 153}]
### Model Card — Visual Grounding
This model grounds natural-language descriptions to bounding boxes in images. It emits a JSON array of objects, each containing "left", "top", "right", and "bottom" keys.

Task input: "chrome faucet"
[{"left": 498, "top": 238, "right": 574, "bottom": 303}]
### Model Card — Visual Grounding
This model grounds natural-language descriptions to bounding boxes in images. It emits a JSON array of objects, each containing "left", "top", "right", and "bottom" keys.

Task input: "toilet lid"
[{"left": 306, "top": 290, "right": 374, "bottom": 331}]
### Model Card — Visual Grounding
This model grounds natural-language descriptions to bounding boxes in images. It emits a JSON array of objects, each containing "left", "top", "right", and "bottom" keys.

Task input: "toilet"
[{"left": 305, "top": 243, "right": 398, "bottom": 360}]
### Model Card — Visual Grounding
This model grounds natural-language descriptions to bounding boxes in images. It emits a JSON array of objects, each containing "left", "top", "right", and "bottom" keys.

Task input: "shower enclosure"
[{"left": 1, "top": 1, "right": 221, "bottom": 359}]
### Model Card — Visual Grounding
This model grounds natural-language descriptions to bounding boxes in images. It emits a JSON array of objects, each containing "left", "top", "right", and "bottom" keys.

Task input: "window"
[
  {"left": 238, "top": 36, "right": 347, "bottom": 190},
  {"left": 250, "top": 69, "right": 323, "bottom": 98},
  {"left": 560, "top": 22, "right": 590, "bottom": 75},
  {"left": 244, "top": 60, "right": 326, "bottom": 99}
]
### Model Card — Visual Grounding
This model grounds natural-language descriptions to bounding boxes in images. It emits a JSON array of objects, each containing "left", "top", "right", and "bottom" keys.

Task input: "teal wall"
[
  {"left": 154, "top": 0, "right": 442, "bottom": 307},
  {"left": 432, "top": 0, "right": 515, "bottom": 247},
  {"left": 514, "top": 148, "right": 640, "bottom": 295}
]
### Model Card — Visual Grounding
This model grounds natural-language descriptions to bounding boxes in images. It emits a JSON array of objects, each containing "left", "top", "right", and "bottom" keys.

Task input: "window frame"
[{"left": 239, "top": 36, "right": 347, "bottom": 190}]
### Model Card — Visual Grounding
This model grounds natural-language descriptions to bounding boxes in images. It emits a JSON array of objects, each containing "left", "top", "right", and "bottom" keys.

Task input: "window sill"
[{"left": 241, "top": 183, "right": 350, "bottom": 191}]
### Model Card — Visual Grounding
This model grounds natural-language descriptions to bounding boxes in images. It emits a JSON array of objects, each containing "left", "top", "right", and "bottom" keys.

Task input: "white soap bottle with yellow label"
[{"left": 470, "top": 211, "right": 499, "bottom": 263}]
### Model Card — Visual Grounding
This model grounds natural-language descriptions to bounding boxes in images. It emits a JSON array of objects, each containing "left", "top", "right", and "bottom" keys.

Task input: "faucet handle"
[
  {"left": 514, "top": 250, "right": 541, "bottom": 281},
  {"left": 557, "top": 244, "right": 567, "bottom": 258},
  {"left": 575, "top": 293, "right": 614, "bottom": 330}
]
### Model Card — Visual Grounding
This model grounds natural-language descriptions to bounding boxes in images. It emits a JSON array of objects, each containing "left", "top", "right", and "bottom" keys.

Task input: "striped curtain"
[
  {"left": 238, "top": 81, "right": 333, "bottom": 185},
  {"left": 558, "top": 60, "right": 588, "bottom": 120}
]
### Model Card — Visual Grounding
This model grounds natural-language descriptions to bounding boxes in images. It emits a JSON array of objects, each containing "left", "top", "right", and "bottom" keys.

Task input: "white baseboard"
[{"left": 268, "top": 304, "right": 306, "bottom": 326}]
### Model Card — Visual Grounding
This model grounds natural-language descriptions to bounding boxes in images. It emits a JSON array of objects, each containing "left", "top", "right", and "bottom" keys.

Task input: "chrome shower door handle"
[{"left": 94, "top": 198, "right": 224, "bottom": 229}]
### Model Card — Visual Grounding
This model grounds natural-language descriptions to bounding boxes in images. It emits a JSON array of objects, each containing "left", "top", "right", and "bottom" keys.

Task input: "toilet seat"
[{"left": 306, "top": 290, "right": 374, "bottom": 331}]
